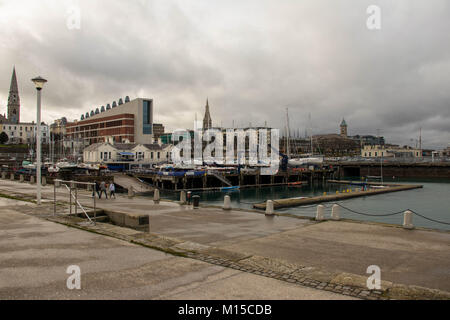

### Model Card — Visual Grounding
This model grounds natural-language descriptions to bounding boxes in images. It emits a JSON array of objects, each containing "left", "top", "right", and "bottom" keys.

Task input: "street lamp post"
[{"left": 31, "top": 76, "right": 47, "bottom": 205}]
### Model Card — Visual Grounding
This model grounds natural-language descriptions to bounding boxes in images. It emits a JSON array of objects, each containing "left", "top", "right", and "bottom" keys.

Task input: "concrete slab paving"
[
  {"left": 0, "top": 191, "right": 352, "bottom": 299},
  {"left": 1, "top": 179, "right": 449, "bottom": 298},
  {"left": 222, "top": 220, "right": 450, "bottom": 291}
]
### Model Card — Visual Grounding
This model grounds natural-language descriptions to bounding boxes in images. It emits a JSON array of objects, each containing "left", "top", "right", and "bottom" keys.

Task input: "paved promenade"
[{"left": 0, "top": 179, "right": 449, "bottom": 299}]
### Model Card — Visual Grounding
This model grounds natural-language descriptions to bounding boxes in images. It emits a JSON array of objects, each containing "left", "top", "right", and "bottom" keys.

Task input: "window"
[
  {"left": 143, "top": 100, "right": 153, "bottom": 135},
  {"left": 151, "top": 152, "right": 154, "bottom": 159},
  {"left": 157, "top": 152, "right": 160, "bottom": 159}
]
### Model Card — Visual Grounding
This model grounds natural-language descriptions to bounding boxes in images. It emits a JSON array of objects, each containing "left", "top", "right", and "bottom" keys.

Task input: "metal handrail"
[
  {"left": 62, "top": 184, "right": 94, "bottom": 224},
  {"left": 54, "top": 179, "right": 95, "bottom": 186}
]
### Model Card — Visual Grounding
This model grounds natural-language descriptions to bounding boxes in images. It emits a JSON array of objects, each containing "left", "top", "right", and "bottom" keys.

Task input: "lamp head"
[{"left": 31, "top": 76, "right": 47, "bottom": 90}]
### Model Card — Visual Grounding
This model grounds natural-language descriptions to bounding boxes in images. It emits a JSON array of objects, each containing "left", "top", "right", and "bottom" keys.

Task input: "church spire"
[
  {"left": 7, "top": 66, "right": 20, "bottom": 124},
  {"left": 203, "top": 98, "right": 212, "bottom": 130}
]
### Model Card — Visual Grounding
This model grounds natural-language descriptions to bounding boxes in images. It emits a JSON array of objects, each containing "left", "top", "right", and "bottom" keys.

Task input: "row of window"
[
  {"left": 7, "top": 132, "right": 47, "bottom": 137},
  {"left": 2, "top": 126, "right": 48, "bottom": 131},
  {"left": 98, "top": 151, "right": 168, "bottom": 160},
  {"left": 363, "top": 151, "right": 385, "bottom": 157}
]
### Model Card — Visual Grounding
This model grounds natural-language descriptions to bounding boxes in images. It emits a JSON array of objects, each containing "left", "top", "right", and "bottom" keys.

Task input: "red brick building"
[{"left": 66, "top": 113, "right": 135, "bottom": 145}]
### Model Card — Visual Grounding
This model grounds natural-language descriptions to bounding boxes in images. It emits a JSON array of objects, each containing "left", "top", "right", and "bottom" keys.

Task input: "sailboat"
[{"left": 284, "top": 109, "right": 324, "bottom": 167}]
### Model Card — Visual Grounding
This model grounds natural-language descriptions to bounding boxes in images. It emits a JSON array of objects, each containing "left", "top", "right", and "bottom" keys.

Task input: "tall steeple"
[
  {"left": 7, "top": 67, "right": 20, "bottom": 124},
  {"left": 203, "top": 98, "right": 212, "bottom": 130},
  {"left": 340, "top": 118, "right": 348, "bottom": 137}
]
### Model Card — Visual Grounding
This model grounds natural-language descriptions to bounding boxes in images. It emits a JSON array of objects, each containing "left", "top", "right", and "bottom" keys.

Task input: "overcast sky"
[{"left": 0, "top": 0, "right": 449, "bottom": 149}]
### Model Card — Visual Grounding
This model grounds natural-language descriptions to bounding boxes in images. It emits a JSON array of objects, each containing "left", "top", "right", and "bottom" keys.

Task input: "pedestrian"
[
  {"left": 187, "top": 191, "right": 192, "bottom": 205},
  {"left": 93, "top": 181, "right": 101, "bottom": 198},
  {"left": 99, "top": 181, "right": 108, "bottom": 199},
  {"left": 109, "top": 182, "right": 116, "bottom": 199}
]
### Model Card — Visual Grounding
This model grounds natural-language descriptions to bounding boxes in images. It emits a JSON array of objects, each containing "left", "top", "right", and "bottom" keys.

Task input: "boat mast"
[
  {"left": 377, "top": 128, "right": 383, "bottom": 184},
  {"left": 309, "top": 113, "right": 313, "bottom": 156},
  {"left": 286, "top": 108, "right": 291, "bottom": 158}
]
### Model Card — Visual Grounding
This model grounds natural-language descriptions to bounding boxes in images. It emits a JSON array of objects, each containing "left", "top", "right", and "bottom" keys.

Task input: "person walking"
[
  {"left": 99, "top": 181, "right": 108, "bottom": 199},
  {"left": 109, "top": 182, "right": 116, "bottom": 199},
  {"left": 93, "top": 181, "right": 101, "bottom": 198}
]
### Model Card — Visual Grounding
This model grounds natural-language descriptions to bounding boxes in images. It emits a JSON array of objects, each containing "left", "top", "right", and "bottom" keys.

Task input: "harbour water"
[{"left": 160, "top": 178, "right": 450, "bottom": 231}]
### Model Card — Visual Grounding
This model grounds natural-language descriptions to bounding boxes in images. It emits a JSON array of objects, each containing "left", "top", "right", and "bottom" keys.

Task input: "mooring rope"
[
  {"left": 407, "top": 209, "right": 450, "bottom": 225},
  {"left": 272, "top": 201, "right": 450, "bottom": 225},
  {"left": 235, "top": 198, "right": 450, "bottom": 226},
  {"left": 334, "top": 203, "right": 405, "bottom": 217}
]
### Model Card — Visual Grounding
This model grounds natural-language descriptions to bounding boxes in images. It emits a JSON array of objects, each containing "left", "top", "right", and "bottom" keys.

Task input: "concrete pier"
[
  {"left": 253, "top": 183, "right": 423, "bottom": 210},
  {"left": 0, "top": 179, "right": 449, "bottom": 300}
]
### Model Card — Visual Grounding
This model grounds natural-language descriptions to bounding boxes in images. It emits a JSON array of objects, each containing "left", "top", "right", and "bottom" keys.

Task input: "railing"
[
  {"left": 53, "top": 179, "right": 96, "bottom": 224},
  {"left": 209, "top": 172, "right": 233, "bottom": 186},
  {"left": 326, "top": 156, "right": 450, "bottom": 164}
]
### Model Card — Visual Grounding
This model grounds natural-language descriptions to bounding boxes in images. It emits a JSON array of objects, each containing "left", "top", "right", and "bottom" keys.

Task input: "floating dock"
[{"left": 253, "top": 181, "right": 423, "bottom": 210}]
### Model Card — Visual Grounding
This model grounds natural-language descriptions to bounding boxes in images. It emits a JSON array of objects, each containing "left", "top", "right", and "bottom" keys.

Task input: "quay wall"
[{"left": 332, "top": 162, "right": 450, "bottom": 179}]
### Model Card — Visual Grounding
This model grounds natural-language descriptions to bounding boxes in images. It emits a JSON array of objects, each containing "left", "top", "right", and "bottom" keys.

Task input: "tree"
[{"left": 0, "top": 131, "right": 9, "bottom": 144}]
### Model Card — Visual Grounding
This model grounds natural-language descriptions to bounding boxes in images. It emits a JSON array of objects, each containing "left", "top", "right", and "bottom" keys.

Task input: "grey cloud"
[{"left": 0, "top": 0, "right": 449, "bottom": 149}]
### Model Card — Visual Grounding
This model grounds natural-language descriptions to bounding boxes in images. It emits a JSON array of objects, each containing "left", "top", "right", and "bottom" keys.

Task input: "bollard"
[
  {"left": 331, "top": 204, "right": 341, "bottom": 221},
  {"left": 30, "top": 176, "right": 35, "bottom": 184},
  {"left": 223, "top": 195, "right": 231, "bottom": 210},
  {"left": 180, "top": 191, "right": 187, "bottom": 204},
  {"left": 1, "top": 172, "right": 6, "bottom": 179},
  {"left": 19, "top": 175, "right": 24, "bottom": 183},
  {"left": 265, "top": 200, "right": 274, "bottom": 216},
  {"left": 153, "top": 189, "right": 160, "bottom": 204},
  {"left": 128, "top": 186, "right": 135, "bottom": 199},
  {"left": 315, "top": 205, "right": 325, "bottom": 221},
  {"left": 42, "top": 176, "right": 47, "bottom": 186},
  {"left": 192, "top": 195, "right": 200, "bottom": 209},
  {"left": 10, "top": 173, "right": 14, "bottom": 181},
  {"left": 403, "top": 210, "right": 414, "bottom": 230}
]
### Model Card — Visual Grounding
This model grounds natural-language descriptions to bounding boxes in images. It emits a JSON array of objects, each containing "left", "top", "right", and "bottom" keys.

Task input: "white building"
[
  {"left": 362, "top": 145, "right": 422, "bottom": 158},
  {"left": 0, "top": 122, "right": 49, "bottom": 144},
  {"left": 83, "top": 142, "right": 172, "bottom": 164}
]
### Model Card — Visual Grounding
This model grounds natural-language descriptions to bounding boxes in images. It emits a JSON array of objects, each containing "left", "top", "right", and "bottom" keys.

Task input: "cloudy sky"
[{"left": 0, "top": 0, "right": 449, "bottom": 149}]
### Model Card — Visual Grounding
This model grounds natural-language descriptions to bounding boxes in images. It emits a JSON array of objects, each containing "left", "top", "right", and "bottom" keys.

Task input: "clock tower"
[{"left": 7, "top": 67, "right": 20, "bottom": 124}]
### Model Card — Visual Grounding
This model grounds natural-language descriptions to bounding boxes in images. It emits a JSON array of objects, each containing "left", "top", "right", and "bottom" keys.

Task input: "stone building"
[
  {"left": 362, "top": 145, "right": 422, "bottom": 158},
  {"left": 152, "top": 123, "right": 165, "bottom": 142},
  {"left": 0, "top": 67, "right": 49, "bottom": 144},
  {"left": 0, "top": 67, "right": 21, "bottom": 124},
  {"left": 202, "top": 98, "right": 212, "bottom": 130},
  {"left": 340, "top": 118, "right": 347, "bottom": 137}
]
